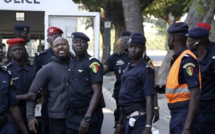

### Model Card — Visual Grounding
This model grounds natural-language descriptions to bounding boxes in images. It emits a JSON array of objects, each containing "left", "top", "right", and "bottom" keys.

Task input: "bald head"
[{"left": 53, "top": 37, "right": 70, "bottom": 59}]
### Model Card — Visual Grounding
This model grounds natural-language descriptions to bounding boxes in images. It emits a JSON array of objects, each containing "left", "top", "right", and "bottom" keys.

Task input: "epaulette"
[
  {"left": 2, "top": 62, "right": 12, "bottom": 70},
  {"left": 70, "top": 52, "right": 75, "bottom": 58},
  {"left": 113, "top": 52, "right": 121, "bottom": 56},
  {"left": 0, "top": 66, "right": 11, "bottom": 75},
  {"left": 35, "top": 50, "right": 46, "bottom": 56},
  {"left": 89, "top": 57, "right": 95, "bottom": 60},
  {"left": 182, "top": 54, "right": 189, "bottom": 58}
]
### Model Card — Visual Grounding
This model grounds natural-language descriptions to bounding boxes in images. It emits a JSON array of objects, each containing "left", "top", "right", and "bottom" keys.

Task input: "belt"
[
  {"left": 121, "top": 104, "right": 143, "bottom": 115},
  {"left": 68, "top": 107, "right": 88, "bottom": 115},
  {"left": 126, "top": 111, "right": 145, "bottom": 119}
]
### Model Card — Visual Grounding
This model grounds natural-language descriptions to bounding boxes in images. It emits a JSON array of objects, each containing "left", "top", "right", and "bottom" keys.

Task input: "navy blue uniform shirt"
[
  {"left": 4, "top": 60, "right": 35, "bottom": 107},
  {"left": 199, "top": 50, "right": 215, "bottom": 100},
  {"left": 104, "top": 52, "right": 131, "bottom": 94},
  {"left": 171, "top": 47, "right": 200, "bottom": 89},
  {"left": 33, "top": 48, "right": 55, "bottom": 72},
  {"left": 119, "top": 59, "right": 155, "bottom": 108},
  {"left": 67, "top": 54, "right": 105, "bottom": 109},
  {"left": 0, "top": 67, "right": 18, "bottom": 114}
]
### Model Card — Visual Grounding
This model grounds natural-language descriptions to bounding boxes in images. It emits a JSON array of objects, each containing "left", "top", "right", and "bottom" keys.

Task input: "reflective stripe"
[{"left": 166, "top": 87, "right": 190, "bottom": 94}]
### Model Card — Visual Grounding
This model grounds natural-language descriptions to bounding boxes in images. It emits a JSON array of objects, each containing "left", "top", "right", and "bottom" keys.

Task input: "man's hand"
[
  {"left": 79, "top": 119, "right": 90, "bottom": 134},
  {"left": 142, "top": 127, "right": 152, "bottom": 134},
  {"left": 26, "top": 92, "right": 36, "bottom": 101},
  {"left": 28, "top": 118, "right": 38, "bottom": 133},
  {"left": 114, "top": 125, "right": 123, "bottom": 134},
  {"left": 36, "top": 88, "right": 48, "bottom": 99},
  {"left": 182, "top": 128, "right": 191, "bottom": 134},
  {"left": 153, "top": 109, "right": 159, "bottom": 123}
]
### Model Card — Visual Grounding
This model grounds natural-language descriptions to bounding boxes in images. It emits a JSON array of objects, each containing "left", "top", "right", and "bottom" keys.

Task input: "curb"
[{"left": 102, "top": 86, "right": 116, "bottom": 111}]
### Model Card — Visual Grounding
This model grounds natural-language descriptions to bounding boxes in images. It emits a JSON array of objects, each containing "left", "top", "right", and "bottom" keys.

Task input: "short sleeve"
[
  {"left": 141, "top": 69, "right": 155, "bottom": 96},
  {"left": 8, "top": 83, "right": 18, "bottom": 106},
  {"left": 88, "top": 59, "right": 103, "bottom": 84},
  {"left": 104, "top": 55, "right": 115, "bottom": 71},
  {"left": 181, "top": 55, "right": 200, "bottom": 89}
]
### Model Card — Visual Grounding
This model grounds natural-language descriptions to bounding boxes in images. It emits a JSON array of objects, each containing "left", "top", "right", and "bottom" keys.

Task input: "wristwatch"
[{"left": 84, "top": 116, "right": 91, "bottom": 122}]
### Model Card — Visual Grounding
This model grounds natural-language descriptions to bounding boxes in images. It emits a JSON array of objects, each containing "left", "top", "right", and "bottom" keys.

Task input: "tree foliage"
[{"left": 143, "top": 0, "right": 193, "bottom": 24}]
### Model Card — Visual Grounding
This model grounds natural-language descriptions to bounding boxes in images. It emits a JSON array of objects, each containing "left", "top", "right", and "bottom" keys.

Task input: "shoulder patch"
[
  {"left": 183, "top": 63, "right": 195, "bottom": 69},
  {"left": 183, "top": 63, "right": 195, "bottom": 76},
  {"left": 147, "top": 60, "right": 154, "bottom": 69},
  {"left": 89, "top": 61, "right": 100, "bottom": 73}
]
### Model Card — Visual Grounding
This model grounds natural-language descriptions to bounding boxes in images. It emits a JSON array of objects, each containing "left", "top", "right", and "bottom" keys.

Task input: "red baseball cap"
[
  {"left": 6, "top": 38, "right": 25, "bottom": 48},
  {"left": 47, "top": 26, "right": 63, "bottom": 35},
  {"left": 196, "top": 22, "right": 211, "bottom": 31}
]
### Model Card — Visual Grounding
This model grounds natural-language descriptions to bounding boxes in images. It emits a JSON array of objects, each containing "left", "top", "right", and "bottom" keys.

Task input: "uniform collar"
[
  {"left": 172, "top": 47, "right": 188, "bottom": 60},
  {"left": 11, "top": 60, "right": 29, "bottom": 72},
  {"left": 199, "top": 50, "right": 210, "bottom": 65},
  {"left": 47, "top": 48, "right": 55, "bottom": 56}
]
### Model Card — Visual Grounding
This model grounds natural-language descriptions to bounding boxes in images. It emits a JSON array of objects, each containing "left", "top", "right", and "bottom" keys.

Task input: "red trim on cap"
[
  {"left": 6, "top": 38, "right": 25, "bottom": 48},
  {"left": 196, "top": 22, "right": 211, "bottom": 31}
]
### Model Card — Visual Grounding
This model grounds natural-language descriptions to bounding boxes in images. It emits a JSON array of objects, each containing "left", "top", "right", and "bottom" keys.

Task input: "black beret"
[
  {"left": 121, "top": 31, "right": 131, "bottom": 37},
  {"left": 187, "top": 27, "right": 209, "bottom": 39},
  {"left": 129, "top": 32, "right": 146, "bottom": 45},
  {"left": 14, "top": 23, "right": 30, "bottom": 32},
  {"left": 167, "top": 22, "right": 188, "bottom": 35},
  {"left": 72, "top": 32, "right": 90, "bottom": 42}
]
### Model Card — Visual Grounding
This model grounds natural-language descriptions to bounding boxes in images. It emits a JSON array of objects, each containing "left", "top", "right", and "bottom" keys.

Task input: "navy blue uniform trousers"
[
  {"left": 170, "top": 106, "right": 203, "bottom": 134},
  {"left": 200, "top": 102, "right": 215, "bottom": 134},
  {"left": 66, "top": 109, "right": 103, "bottom": 134}
]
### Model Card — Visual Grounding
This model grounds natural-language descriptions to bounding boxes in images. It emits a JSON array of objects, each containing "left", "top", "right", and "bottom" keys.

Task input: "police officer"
[
  {"left": 27, "top": 37, "right": 71, "bottom": 134},
  {"left": 104, "top": 31, "right": 159, "bottom": 128},
  {"left": 196, "top": 22, "right": 215, "bottom": 55},
  {"left": 33, "top": 26, "right": 63, "bottom": 72},
  {"left": 4, "top": 38, "right": 36, "bottom": 134},
  {"left": 0, "top": 66, "right": 28, "bottom": 134},
  {"left": 156, "top": 22, "right": 203, "bottom": 134},
  {"left": 103, "top": 31, "right": 132, "bottom": 126},
  {"left": 66, "top": 32, "right": 105, "bottom": 134},
  {"left": 187, "top": 27, "right": 215, "bottom": 134},
  {"left": 115, "top": 32, "right": 155, "bottom": 134},
  {"left": 7, "top": 23, "right": 31, "bottom": 63},
  {"left": 32, "top": 26, "right": 64, "bottom": 134}
]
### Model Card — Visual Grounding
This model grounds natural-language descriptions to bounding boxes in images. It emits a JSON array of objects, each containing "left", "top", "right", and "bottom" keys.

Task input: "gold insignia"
[
  {"left": 10, "top": 80, "right": 13, "bottom": 86},
  {"left": 183, "top": 63, "right": 195, "bottom": 69},
  {"left": 78, "top": 69, "right": 83, "bottom": 73}
]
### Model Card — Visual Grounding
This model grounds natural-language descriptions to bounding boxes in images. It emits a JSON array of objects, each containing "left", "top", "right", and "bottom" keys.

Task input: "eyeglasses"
[{"left": 121, "top": 37, "right": 130, "bottom": 42}]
